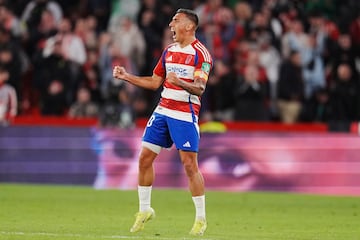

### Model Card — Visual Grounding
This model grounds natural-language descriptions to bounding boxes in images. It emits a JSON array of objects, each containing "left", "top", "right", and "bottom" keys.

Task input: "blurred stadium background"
[{"left": 0, "top": 0, "right": 359, "bottom": 127}]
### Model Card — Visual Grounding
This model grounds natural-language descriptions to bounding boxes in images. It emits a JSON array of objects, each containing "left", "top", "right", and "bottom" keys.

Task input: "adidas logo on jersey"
[
  {"left": 166, "top": 55, "right": 173, "bottom": 61},
  {"left": 183, "top": 141, "right": 191, "bottom": 147}
]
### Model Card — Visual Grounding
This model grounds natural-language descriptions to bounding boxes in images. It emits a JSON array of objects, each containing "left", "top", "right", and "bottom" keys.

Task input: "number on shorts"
[{"left": 147, "top": 115, "right": 155, "bottom": 127}]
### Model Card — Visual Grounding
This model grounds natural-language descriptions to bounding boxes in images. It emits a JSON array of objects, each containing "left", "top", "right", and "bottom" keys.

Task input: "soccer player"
[{"left": 112, "top": 8, "right": 213, "bottom": 236}]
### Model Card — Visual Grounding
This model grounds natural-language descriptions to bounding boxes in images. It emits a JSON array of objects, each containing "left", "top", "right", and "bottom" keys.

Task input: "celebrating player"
[{"left": 113, "top": 8, "right": 213, "bottom": 236}]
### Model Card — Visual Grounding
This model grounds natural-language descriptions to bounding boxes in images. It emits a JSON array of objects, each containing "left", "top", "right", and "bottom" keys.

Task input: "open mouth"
[{"left": 171, "top": 29, "right": 176, "bottom": 40}]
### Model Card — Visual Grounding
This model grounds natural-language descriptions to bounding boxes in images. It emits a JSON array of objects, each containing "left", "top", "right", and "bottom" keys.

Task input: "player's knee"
[
  {"left": 138, "top": 155, "right": 152, "bottom": 170},
  {"left": 139, "top": 157, "right": 152, "bottom": 170},
  {"left": 138, "top": 148, "right": 156, "bottom": 170},
  {"left": 182, "top": 159, "right": 198, "bottom": 178}
]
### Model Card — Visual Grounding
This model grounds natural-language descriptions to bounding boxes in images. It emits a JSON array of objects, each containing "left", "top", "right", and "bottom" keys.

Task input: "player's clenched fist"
[
  {"left": 167, "top": 72, "right": 180, "bottom": 86},
  {"left": 113, "top": 66, "right": 127, "bottom": 80}
]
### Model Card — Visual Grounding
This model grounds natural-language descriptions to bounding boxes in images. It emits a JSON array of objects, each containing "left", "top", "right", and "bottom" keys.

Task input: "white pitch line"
[{"left": 0, "top": 231, "right": 214, "bottom": 240}]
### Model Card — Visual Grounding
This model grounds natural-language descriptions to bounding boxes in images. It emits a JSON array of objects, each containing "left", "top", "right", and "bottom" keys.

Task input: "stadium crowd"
[{"left": 0, "top": 0, "right": 359, "bottom": 126}]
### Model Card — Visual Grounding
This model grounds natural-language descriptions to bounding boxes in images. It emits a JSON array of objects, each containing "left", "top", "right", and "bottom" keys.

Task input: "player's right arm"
[{"left": 113, "top": 66, "right": 164, "bottom": 90}]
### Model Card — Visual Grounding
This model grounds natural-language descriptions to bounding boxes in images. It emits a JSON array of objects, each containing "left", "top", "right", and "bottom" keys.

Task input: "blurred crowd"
[{"left": 0, "top": 0, "right": 359, "bottom": 127}]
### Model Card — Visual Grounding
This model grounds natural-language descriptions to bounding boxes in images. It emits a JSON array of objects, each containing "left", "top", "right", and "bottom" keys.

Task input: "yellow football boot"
[
  {"left": 130, "top": 208, "right": 155, "bottom": 233},
  {"left": 189, "top": 218, "right": 207, "bottom": 236}
]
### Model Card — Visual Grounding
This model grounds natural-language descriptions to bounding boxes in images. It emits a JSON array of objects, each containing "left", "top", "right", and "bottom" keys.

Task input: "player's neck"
[{"left": 178, "top": 36, "right": 196, "bottom": 48}]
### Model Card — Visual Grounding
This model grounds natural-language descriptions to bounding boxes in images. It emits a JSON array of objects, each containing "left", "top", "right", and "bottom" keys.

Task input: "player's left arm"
[
  {"left": 167, "top": 61, "right": 212, "bottom": 97},
  {"left": 167, "top": 73, "right": 206, "bottom": 96}
]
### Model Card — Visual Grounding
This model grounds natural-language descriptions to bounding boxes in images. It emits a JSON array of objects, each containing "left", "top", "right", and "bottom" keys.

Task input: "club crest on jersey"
[
  {"left": 201, "top": 62, "right": 211, "bottom": 74},
  {"left": 185, "top": 55, "right": 192, "bottom": 64}
]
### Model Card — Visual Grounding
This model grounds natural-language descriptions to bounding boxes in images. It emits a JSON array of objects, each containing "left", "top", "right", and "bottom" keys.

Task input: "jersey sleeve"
[
  {"left": 153, "top": 48, "right": 168, "bottom": 78},
  {"left": 194, "top": 47, "right": 213, "bottom": 82}
]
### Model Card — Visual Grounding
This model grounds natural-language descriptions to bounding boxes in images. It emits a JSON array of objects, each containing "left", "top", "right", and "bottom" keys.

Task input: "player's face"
[{"left": 169, "top": 13, "right": 191, "bottom": 43}]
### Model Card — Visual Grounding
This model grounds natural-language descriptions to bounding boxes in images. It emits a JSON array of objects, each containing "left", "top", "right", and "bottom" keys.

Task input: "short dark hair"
[{"left": 176, "top": 8, "right": 199, "bottom": 29}]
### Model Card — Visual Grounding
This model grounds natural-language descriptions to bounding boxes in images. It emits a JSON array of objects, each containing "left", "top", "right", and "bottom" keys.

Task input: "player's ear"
[{"left": 186, "top": 23, "right": 194, "bottom": 31}]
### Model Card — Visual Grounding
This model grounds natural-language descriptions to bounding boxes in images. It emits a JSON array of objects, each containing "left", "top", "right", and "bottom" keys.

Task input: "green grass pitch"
[{"left": 0, "top": 184, "right": 359, "bottom": 240}]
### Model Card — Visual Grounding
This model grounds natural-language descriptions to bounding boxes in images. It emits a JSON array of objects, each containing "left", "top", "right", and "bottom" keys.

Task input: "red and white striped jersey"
[{"left": 153, "top": 39, "right": 213, "bottom": 122}]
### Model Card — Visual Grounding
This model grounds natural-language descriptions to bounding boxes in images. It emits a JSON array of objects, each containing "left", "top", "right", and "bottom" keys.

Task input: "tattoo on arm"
[{"left": 180, "top": 78, "right": 206, "bottom": 96}]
